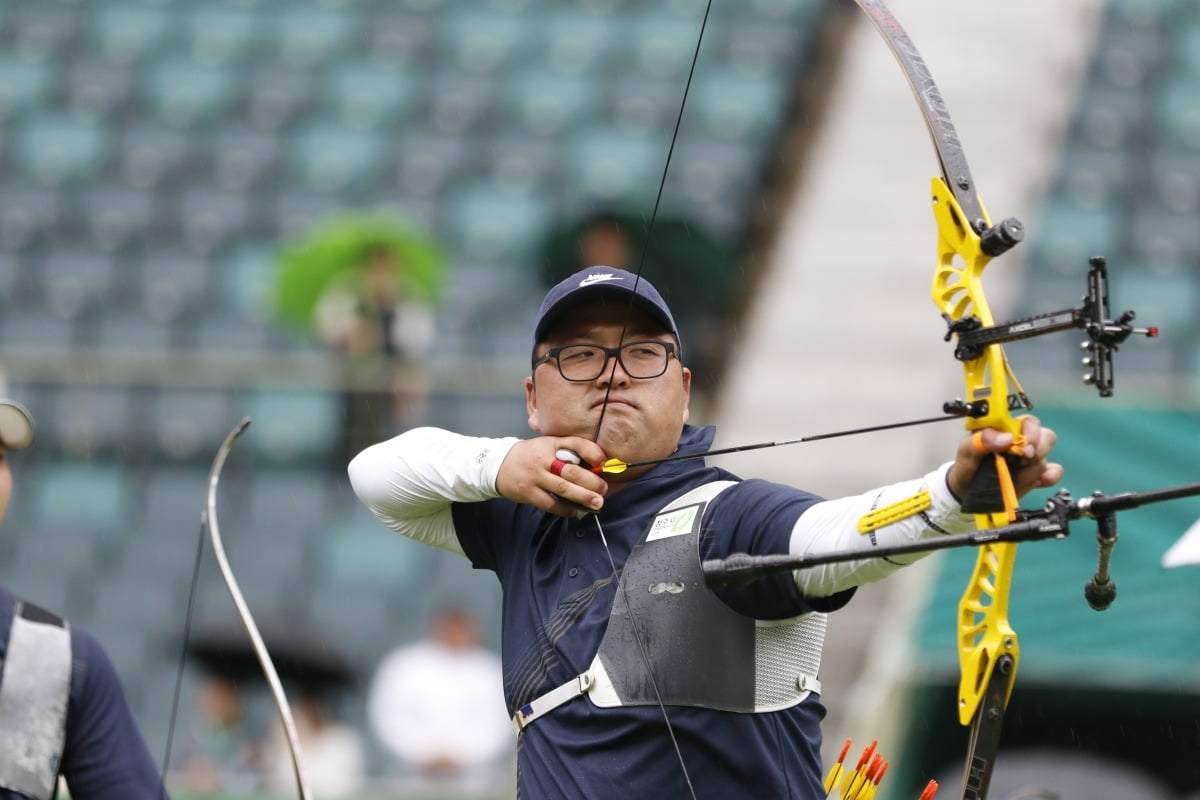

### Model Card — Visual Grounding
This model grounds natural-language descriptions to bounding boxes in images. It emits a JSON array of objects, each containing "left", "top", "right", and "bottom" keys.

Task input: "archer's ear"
[{"left": 524, "top": 376, "right": 541, "bottom": 432}]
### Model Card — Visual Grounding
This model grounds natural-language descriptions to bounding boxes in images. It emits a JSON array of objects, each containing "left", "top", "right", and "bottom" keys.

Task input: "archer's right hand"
[{"left": 496, "top": 437, "right": 610, "bottom": 517}]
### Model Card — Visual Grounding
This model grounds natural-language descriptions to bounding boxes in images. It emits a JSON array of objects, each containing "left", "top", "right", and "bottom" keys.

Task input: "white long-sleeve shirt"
[{"left": 348, "top": 427, "right": 977, "bottom": 598}]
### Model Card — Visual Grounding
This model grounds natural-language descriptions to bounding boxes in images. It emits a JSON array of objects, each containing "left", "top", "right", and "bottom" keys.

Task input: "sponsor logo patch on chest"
[{"left": 646, "top": 503, "right": 702, "bottom": 541}]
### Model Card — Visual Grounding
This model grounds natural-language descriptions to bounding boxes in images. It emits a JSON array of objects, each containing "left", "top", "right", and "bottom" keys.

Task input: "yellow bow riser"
[{"left": 929, "top": 174, "right": 1025, "bottom": 725}]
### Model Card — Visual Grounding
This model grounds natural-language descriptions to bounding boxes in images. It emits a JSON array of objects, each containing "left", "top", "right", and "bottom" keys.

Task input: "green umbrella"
[{"left": 273, "top": 213, "right": 446, "bottom": 333}]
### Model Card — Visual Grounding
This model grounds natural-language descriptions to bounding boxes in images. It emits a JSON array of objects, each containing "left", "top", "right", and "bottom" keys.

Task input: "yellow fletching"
[
  {"left": 600, "top": 458, "right": 628, "bottom": 474},
  {"left": 856, "top": 490, "right": 932, "bottom": 534}
]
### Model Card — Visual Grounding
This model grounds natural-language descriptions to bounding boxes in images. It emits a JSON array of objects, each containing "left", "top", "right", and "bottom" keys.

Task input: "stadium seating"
[{"left": 0, "top": 0, "right": 841, "bottom": 789}]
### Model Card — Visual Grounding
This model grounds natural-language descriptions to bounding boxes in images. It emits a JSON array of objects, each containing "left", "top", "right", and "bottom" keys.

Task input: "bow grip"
[{"left": 960, "top": 436, "right": 1022, "bottom": 517}]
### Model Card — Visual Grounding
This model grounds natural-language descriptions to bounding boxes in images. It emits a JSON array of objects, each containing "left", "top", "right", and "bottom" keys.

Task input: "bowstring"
[
  {"left": 159, "top": 517, "right": 208, "bottom": 795},
  {"left": 591, "top": 0, "right": 713, "bottom": 442},
  {"left": 585, "top": 3, "right": 714, "bottom": 798}
]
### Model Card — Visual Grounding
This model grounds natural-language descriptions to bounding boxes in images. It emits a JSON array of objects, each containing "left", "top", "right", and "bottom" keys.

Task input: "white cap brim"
[{"left": 0, "top": 400, "right": 35, "bottom": 450}]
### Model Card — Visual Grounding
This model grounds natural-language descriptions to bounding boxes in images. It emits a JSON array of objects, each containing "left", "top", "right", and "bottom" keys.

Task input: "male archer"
[{"left": 349, "top": 267, "right": 1061, "bottom": 798}]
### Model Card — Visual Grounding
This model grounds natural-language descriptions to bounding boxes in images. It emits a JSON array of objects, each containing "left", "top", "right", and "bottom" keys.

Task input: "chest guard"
[
  {"left": 588, "top": 480, "right": 826, "bottom": 712},
  {"left": 512, "top": 481, "right": 828, "bottom": 732},
  {"left": 0, "top": 600, "right": 72, "bottom": 800}
]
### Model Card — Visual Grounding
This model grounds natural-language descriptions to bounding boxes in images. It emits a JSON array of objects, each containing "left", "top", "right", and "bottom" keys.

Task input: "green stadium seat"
[
  {"left": 82, "top": 184, "right": 161, "bottom": 254},
  {"left": 30, "top": 461, "right": 135, "bottom": 536},
  {"left": 1126, "top": 207, "right": 1200, "bottom": 266},
  {"left": 506, "top": 68, "right": 601, "bottom": 134},
  {"left": 315, "top": 507, "right": 433, "bottom": 590},
  {"left": 1153, "top": 76, "right": 1200, "bottom": 150},
  {"left": 1090, "top": 27, "right": 1164, "bottom": 91},
  {"left": 134, "top": 247, "right": 212, "bottom": 322},
  {"left": 40, "top": 247, "right": 119, "bottom": 320},
  {"left": 1108, "top": 0, "right": 1186, "bottom": 30},
  {"left": 143, "top": 387, "right": 237, "bottom": 464},
  {"left": 626, "top": 10, "right": 708, "bottom": 78},
  {"left": 1071, "top": 84, "right": 1149, "bottom": 149},
  {"left": 444, "top": 180, "right": 551, "bottom": 261},
  {"left": 217, "top": 241, "right": 277, "bottom": 323},
  {"left": 0, "top": 184, "right": 67, "bottom": 253},
  {"left": 180, "top": 5, "right": 264, "bottom": 67},
  {"left": 0, "top": 307, "right": 77, "bottom": 350},
  {"left": 1171, "top": 18, "right": 1200, "bottom": 80},
  {"left": 288, "top": 122, "right": 386, "bottom": 192},
  {"left": 15, "top": 113, "right": 111, "bottom": 186},
  {"left": 243, "top": 468, "right": 331, "bottom": 557},
  {"left": 361, "top": 9, "right": 434, "bottom": 67},
  {"left": 210, "top": 126, "right": 284, "bottom": 192},
  {"left": 93, "top": 312, "right": 178, "bottom": 356},
  {"left": 0, "top": 53, "right": 55, "bottom": 121},
  {"left": 1144, "top": 145, "right": 1200, "bottom": 214},
  {"left": 439, "top": 7, "right": 530, "bottom": 73},
  {"left": 1027, "top": 194, "right": 1123, "bottom": 276},
  {"left": 116, "top": 123, "right": 195, "bottom": 189},
  {"left": 427, "top": 71, "right": 497, "bottom": 134},
  {"left": 134, "top": 463, "right": 209, "bottom": 535},
  {"left": 609, "top": 74, "right": 686, "bottom": 132},
  {"left": 175, "top": 186, "right": 257, "bottom": 255},
  {"left": 272, "top": 194, "right": 345, "bottom": 240},
  {"left": 535, "top": 7, "right": 620, "bottom": 76},
  {"left": 238, "top": 386, "right": 341, "bottom": 464},
  {"left": 721, "top": 17, "right": 815, "bottom": 74},
  {"left": 393, "top": 128, "right": 475, "bottom": 195},
  {"left": 1110, "top": 263, "right": 1200, "bottom": 336},
  {"left": 322, "top": 59, "right": 424, "bottom": 131},
  {"left": 87, "top": 3, "right": 172, "bottom": 65},
  {"left": 486, "top": 133, "right": 562, "bottom": 191},
  {"left": 691, "top": 66, "right": 789, "bottom": 140},
  {"left": 244, "top": 65, "right": 318, "bottom": 130},
  {"left": 1053, "top": 142, "right": 1134, "bottom": 210},
  {"left": 141, "top": 59, "right": 238, "bottom": 127},
  {"left": 64, "top": 59, "right": 136, "bottom": 119},
  {"left": 666, "top": 136, "right": 760, "bottom": 206},
  {"left": 565, "top": 126, "right": 671, "bottom": 203},
  {"left": 44, "top": 384, "right": 139, "bottom": 461},
  {"left": 9, "top": 4, "right": 79, "bottom": 57},
  {"left": 272, "top": 6, "right": 356, "bottom": 68},
  {"left": 747, "top": 0, "right": 824, "bottom": 20},
  {"left": 183, "top": 312, "right": 276, "bottom": 359}
]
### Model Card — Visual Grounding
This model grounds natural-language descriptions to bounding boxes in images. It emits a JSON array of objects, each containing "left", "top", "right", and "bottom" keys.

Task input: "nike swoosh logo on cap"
[{"left": 578, "top": 273, "right": 623, "bottom": 287}]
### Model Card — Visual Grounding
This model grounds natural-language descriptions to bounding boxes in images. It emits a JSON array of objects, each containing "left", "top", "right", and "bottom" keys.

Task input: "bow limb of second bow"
[{"left": 204, "top": 418, "right": 313, "bottom": 800}]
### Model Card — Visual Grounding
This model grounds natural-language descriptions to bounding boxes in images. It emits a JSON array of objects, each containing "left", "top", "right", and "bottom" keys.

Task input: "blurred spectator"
[
  {"left": 315, "top": 243, "right": 436, "bottom": 466},
  {"left": 261, "top": 689, "right": 367, "bottom": 799},
  {"left": 537, "top": 209, "right": 740, "bottom": 394},
  {"left": 274, "top": 215, "right": 446, "bottom": 469},
  {"left": 368, "top": 605, "right": 512, "bottom": 797},
  {"left": 171, "top": 673, "right": 264, "bottom": 795},
  {"left": 0, "top": 398, "right": 168, "bottom": 799}
]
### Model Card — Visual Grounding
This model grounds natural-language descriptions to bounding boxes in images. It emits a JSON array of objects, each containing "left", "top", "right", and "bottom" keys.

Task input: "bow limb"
[{"left": 204, "top": 418, "right": 312, "bottom": 800}]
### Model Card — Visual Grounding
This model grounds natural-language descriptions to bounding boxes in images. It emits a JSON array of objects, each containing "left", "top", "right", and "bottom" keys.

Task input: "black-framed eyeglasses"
[{"left": 532, "top": 340, "right": 678, "bottom": 381}]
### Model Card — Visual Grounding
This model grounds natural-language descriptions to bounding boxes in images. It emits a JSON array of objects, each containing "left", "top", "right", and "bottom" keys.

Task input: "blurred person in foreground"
[
  {"left": 261, "top": 687, "right": 367, "bottom": 799},
  {"left": 171, "top": 673, "right": 262, "bottom": 795},
  {"left": 348, "top": 268, "right": 1062, "bottom": 798},
  {"left": 0, "top": 399, "right": 167, "bottom": 800},
  {"left": 367, "top": 605, "right": 511, "bottom": 797}
]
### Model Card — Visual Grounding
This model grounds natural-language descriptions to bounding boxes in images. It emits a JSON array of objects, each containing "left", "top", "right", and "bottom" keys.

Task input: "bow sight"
[{"left": 942, "top": 256, "right": 1158, "bottom": 400}]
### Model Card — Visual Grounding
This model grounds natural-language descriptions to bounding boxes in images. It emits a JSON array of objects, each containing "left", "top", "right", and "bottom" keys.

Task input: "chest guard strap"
[
  {"left": 513, "top": 481, "right": 827, "bottom": 733},
  {"left": 0, "top": 600, "right": 71, "bottom": 800}
]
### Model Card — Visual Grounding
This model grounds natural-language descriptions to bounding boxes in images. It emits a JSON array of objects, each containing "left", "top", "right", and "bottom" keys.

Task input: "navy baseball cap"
[
  {"left": 0, "top": 400, "right": 34, "bottom": 450},
  {"left": 532, "top": 267, "right": 681, "bottom": 356}
]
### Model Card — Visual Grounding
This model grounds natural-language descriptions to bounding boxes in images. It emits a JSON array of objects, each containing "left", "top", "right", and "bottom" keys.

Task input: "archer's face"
[{"left": 526, "top": 302, "right": 691, "bottom": 472}]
